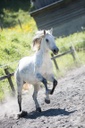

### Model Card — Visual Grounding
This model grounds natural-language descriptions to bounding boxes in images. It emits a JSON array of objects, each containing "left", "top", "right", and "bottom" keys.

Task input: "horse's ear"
[
  {"left": 50, "top": 28, "right": 53, "bottom": 34},
  {"left": 44, "top": 30, "right": 46, "bottom": 35}
]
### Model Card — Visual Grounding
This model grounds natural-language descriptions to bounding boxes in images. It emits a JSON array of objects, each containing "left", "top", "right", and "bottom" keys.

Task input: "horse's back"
[
  {"left": 20, "top": 56, "right": 34, "bottom": 71},
  {"left": 16, "top": 56, "right": 35, "bottom": 82}
]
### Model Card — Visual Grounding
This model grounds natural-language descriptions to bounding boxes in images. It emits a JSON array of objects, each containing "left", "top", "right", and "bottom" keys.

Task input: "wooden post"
[
  {"left": 70, "top": 46, "right": 76, "bottom": 61},
  {"left": 0, "top": 21, "right": 3, "bottom": 30},
  {"left": 4, "top": 68, "right": 15, "bottom": 95},
  {"left": 18, "top": 19, "right": 23, "bottom": 30},
  {"left": 51, "top": 53, "right": 59, "bottom": 70}
]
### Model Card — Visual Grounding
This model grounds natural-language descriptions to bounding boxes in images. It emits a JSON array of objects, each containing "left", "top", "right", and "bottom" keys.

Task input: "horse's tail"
[{"left": 14, "top": 68, "right": 21, "bottom": 86}]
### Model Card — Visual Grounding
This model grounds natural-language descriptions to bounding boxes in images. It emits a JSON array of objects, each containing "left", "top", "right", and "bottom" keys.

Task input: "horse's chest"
[
  {"left": 35, "top": 54, "right": 52, "bottom": 75},
  {"left": 42, "top": 61, "right": 48, "bottom": 69},
  {"left": 40, "top": 59, "right": 51, "bottom": 74}
]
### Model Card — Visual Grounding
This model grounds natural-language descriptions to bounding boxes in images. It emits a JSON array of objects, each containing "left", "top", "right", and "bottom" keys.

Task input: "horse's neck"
[
  {"left": 40, "top": 39, "right": 49, "bottom": 56},
  {"left": 35, "top": 39, "right": 50, "bottom": 63},
  {"left": 36, "top": 48, "right": 50, "bottom": 62}
]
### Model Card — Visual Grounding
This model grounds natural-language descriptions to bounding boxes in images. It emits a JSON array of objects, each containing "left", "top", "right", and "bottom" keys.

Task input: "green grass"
[
  {"left": 54, "top": 51, "right": 85, "bottom": 78},
  {"left": 53, "top": 32, "right": 85, "bottom": 78},
  {"left": 56, "top": 31, "right": 85, "bottom": 52}
]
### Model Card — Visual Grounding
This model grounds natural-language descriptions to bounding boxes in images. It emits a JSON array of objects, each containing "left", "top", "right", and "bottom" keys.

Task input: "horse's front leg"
[
  {"left": 42, "top": 78, "right": 51, "bottom": 104},
  {"left": 47, "top": 74, "right": 58, "bottom": 95},
  {"left": 36, "top": 73, "right": 50, "bottom": 104},
  {"left": 50, "top": 79, "right": 58, "bottom": 95}
]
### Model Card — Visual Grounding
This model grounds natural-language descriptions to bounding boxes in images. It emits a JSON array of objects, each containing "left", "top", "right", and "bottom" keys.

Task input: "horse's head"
[
  {"left": 43, "top": 29, "right": 59, "bottom": 54},
  {"left": 33, "top": 29, "right": 59, "bottom": 54}
]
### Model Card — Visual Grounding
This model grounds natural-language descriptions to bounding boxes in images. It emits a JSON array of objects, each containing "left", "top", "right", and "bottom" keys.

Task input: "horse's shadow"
[{"left": 25, "top": 108, "right": 76, "bottom": 119}]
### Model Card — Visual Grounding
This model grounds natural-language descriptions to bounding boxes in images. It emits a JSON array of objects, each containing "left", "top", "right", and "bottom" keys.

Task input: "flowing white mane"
[{"left": 32, "top": 30, "right": 51, "bottom": 51}]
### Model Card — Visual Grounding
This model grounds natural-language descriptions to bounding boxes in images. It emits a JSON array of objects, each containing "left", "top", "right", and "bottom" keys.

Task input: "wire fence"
[{"left": 0, "top": 60, "right": 19, "bottom": 69}]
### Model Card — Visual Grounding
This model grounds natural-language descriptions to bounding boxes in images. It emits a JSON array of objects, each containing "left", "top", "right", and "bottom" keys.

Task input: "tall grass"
[{"left": 56, "top": 31, "right": 85, "bottom": 52}]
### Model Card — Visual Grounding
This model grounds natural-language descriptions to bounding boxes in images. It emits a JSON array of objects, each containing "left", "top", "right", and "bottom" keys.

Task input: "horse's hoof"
[
  {"left": 50, "top": 90, "right": 53, "bottom": 95},
  {"left": 17, "top": 111, "right": 28, "bottom": 118},
  {"left": 48, "top": 89, "right": 54, "bottom": 95},
  {"left": 36, "top": 107, "right": 42, "bottom": 112},
  {"left": 45, "top": 99, "right": 50, "bottom": 104}
]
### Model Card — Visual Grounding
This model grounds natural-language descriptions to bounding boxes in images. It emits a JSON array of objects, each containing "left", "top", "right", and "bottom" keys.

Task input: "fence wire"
[{"left": 0, "top": 60, "right": 19, "bottom": 69}]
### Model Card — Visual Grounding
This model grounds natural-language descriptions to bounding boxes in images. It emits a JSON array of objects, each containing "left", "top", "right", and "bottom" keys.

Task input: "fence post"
[
  {"left": 70, "top": 46, "right": 76, "bottom": 61},
  {"left": 0, "top": 21, "right": 3, "bottom": 30},
  {"left": 18, "top": 19, "right": 23, "bottom": 30},
  {"left": 51, "top": 53, "right": 59, "bottom": 70},
  {"left": 4, "top": 68, "right": 15, "bottom": 95}
]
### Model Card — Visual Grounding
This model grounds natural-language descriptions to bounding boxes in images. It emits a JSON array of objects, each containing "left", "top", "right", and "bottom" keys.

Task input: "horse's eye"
[{"left": 46, "top": 39, "right": 49, "bottom": 43}]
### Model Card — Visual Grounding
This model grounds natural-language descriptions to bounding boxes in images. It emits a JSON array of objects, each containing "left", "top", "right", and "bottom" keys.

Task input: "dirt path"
[{"left": 0, "top": 65, "right": 85, "bottom": 128}]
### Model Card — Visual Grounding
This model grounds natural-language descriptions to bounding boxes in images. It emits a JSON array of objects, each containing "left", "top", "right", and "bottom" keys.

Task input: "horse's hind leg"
[
  {"left": 17, "top": 80, "right": 27, "bottom": 118},
  {"left": 15, "top": 70, "right": 22, "bottom": 112},
  {"left": 33, "top": 84, "right": 41, "bottom": 112},
  {"left": 17, "top": 82, "right": 23, "bottom": 112}
]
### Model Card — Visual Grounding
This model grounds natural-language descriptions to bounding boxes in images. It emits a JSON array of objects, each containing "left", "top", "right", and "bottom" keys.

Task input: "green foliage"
[
  {"left": 56, "top": 31, "right": 85, "bottom": 53},
  {"left": 0, "top": 31, "right": 33, "bottom": 70},
  {"left": 0, "top": 0, "right": 31, "bottom": 28}
]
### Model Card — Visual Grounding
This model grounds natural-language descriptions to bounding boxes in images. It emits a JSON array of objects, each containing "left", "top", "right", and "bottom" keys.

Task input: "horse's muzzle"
[{"left": 53, "top": 48, "right": 59, "bottom": 55}]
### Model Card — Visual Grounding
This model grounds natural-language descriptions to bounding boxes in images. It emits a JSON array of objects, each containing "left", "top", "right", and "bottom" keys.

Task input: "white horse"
[{"left": 15, "top": 29, "right": 59, "bottom": 116}]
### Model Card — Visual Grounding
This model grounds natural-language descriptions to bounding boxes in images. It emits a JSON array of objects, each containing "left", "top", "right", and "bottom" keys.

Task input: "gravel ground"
[{"left": 0, "top": 65, "right": 85, "bottom": 128}]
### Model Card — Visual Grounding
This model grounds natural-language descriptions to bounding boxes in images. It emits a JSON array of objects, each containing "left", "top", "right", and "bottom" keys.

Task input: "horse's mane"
[{"left": 32, "top": 30, "right": 51, "bottom": 51}]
